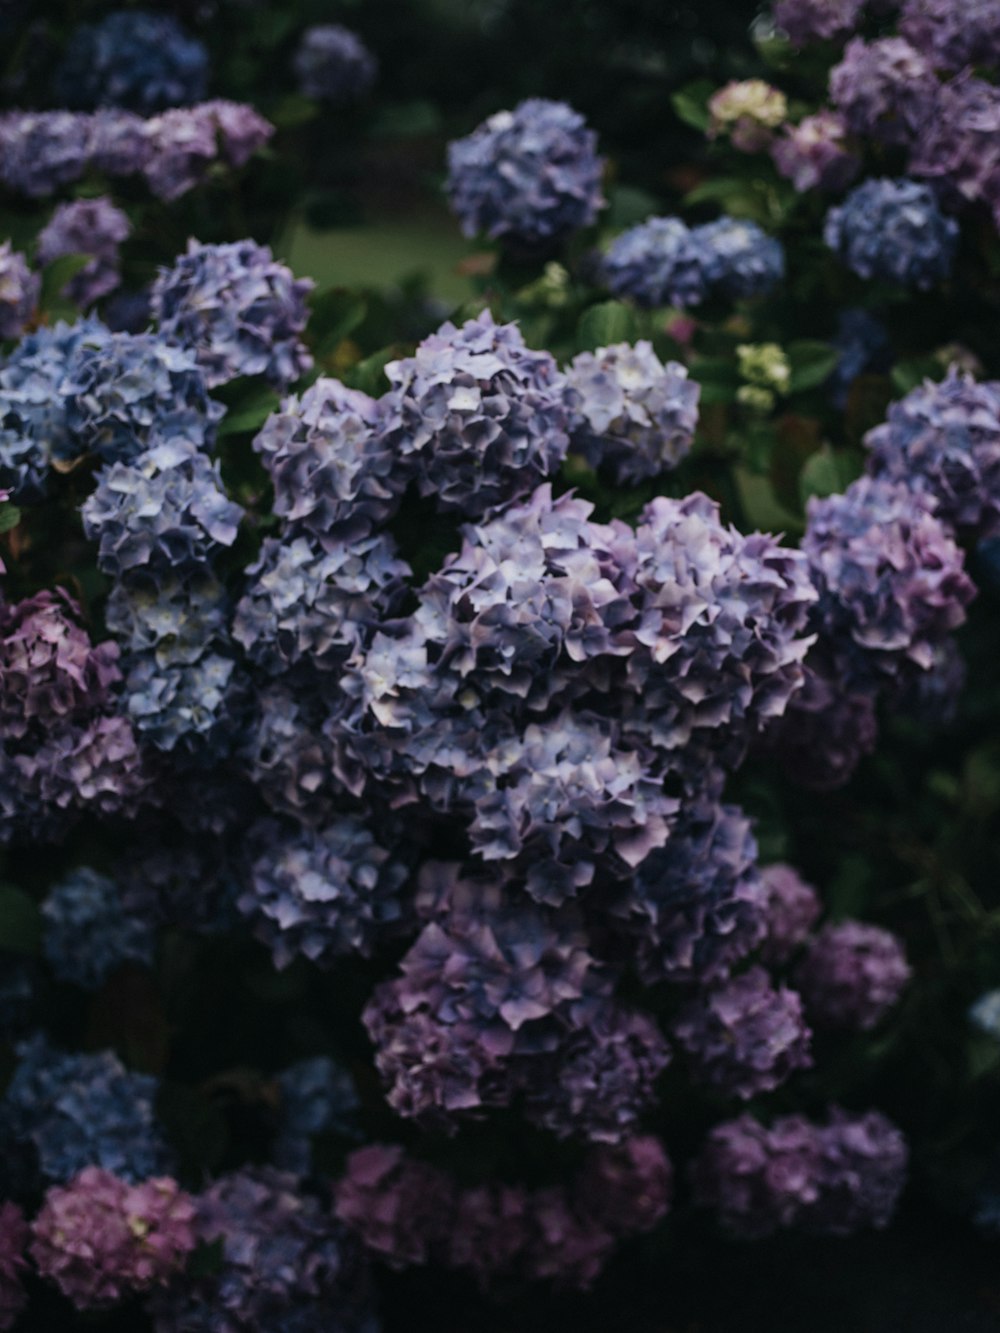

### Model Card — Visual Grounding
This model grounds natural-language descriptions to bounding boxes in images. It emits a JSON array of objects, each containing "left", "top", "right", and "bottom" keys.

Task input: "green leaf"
[
  {"left": 216, "top": 390, "right": 282, "bottom": 438},
  {"left": 39, "top": 252, "right": 92, "bottom": 305},
  {"left": 891, "top": 357, "right": 944, "bottom": 396},
  {"left": 606, "top": 185, "right": 660, "bottom": 230},
  {"left": 670, "top": 79, "right": 714, "bottom": 132},
  {"left": 309, "top": 288, "right": 368, "bottom": 354},
  {"left": 0, "top": 885, "right": 41, "bottom": 956},
  {"left": 798, "top": 444, "right": 860, "bottom": 504},
  {"left": 371, "top": 100, "right": 443, "bottom": 138},
  {"left": 786, "top": 339, "right": 841, "bottom": 393},
  {"left": 345, "top": 345, "right": 401, "bottom": 396},
  {"left": 575, "top": 301, "right": 638, "bottom": 351},
  {"left": 0, "top": 503, "right": 21, "bottom": 534},
  {"left": 266, "top": 94, "right": 319, "bottom": 129}
]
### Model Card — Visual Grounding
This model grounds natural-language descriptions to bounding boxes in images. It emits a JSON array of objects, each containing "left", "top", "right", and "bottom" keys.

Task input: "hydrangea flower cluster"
[
  {"left": 565, "top": 340, "right": 700, "bottom": 483},
  {"left": 36, "top": 197, "right": 131, "bottom": 309},
  {"left": 830, "top": 38, "right": 939, "bottom": 147},
  {"left": 601, "top": 215, "right": 785, "bottom": 308},
  {"left": 794, "top": 921, "right": 911, "bottom": 1030},
  {"left": 151, "top": 240, "right": 314, "bottom": 389},
  {"left": 899, "top": 0, "right": 1000, "bottom": 73},
  {"left": 446, "top": 98, "right": 605, "bottom": 250},
  {"left": 708, "top": 81, "right": 788, "bottom": 152},
  {"left": 273, "top": 1056, "right": 361, "bottom": 1174},
  {"left": 758, "top": 863, "right": 822, "bottom": 966},
  {"left": 771, "top": 111, "right": 859, "bottom": 194},
  {"left": 0, "top": 1204, "right": 27, "bottom": 1332},
  {"left": 294, "top": 25, "right": 378, "bottom": 104},
  {"left": 824, "top": 178, "right": 959, "bottom": 289},
  {"left": 693, "top": 1109, "right": 908, "bottom": 1238},
  {"left": 828, "top": 307, "right": 892, "bottom": 408},
  {"left": 773, "top": 0, "right": 864, "bottom": 46},
  {"left": 0, "top": 241, "right": 38, "bottom": 340},
  {"left": 41, "top": 866, "right": 155, "bottom": 989},
  {"left": 53, "top": 10, "right": 209, "bottom": 114},
  {"left": 30, "top": 1168, "right": 197, "bottom": 1309}
]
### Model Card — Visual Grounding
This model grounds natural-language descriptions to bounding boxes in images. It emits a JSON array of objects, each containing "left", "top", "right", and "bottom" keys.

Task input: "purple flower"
[
  {"left": 574, "top": 1136, "right": 673, "bottom": 1236},
  {"left": 673, "top": 966, "right": 812, "bottom": 1099},
  {"left": 87, "top": 109, "right": 150, "bottom": 176},
  {"left": 447, "top": 1182, "right": 533, "bottom": 1286},
  {"left": 829, "top": 307, "right": 892, "bottom": 408},
  {"left": 523, "top": 1188, "right": 615, "bottom": 1289},
  {"left": 53, "top": 10, "right": 208, "bottom": 114},
  {"left": 566, "top": 340, "right": 699, "bottom": 483},
  {"left": 42, "top": 866, "right": 155, "bottom": 989},
  {"left": 865, "top": 368, "right": 1000, "bottom": 540},
  {"left": 273, "top": 1056, "right": 360, "bottom": 1173},
  {"left": 692, "top": 217, "right": 786, "bottom": 300},
  {"left": 36, "top": 197, "right": 131, "bottom": 309},
  {"left": 0, "top": 1203, "right": 27, "bottom": 1332},
  {"left": 758, "top": 863, "right": 822, "bottom": 966},
  {"left": 82, "top": 440, "right": 242, "bottom": 576},
  {"left": 122, "top": 650, "right": 243, "bottom": 757},
  {"left": 105, "top": 570, "right": 230, "bottom": 667},
  {"left": 600, "top": 217, "right": 714, "bottom": 308},
  {"left": 825, "top": 177, "right": 958, "bottom": 290},
  {"left": 802, "top": 477, "right": 975, "bottom": 687},
  {"left": 152, "top": 239, "right": 313, "bottom": 388},
  {"left": 0, "top": 242, "right": 38, "bottom": 340},
  {"left": 30, "top": 1168, "right": 196, "bottom": 1309},
  {"left": 377, "top": 310, "right": 571, "bottom": 517},
  {"left": 241, "top": 684, "right": 346, "bottom": 825},
  {"left": 294, "top": 25, "right": 378, "bottom": 104},
  {"left": 773, "top": 0, "right": 864, "bottom": 46},
  {"left": 335, "top": 1145, "right": 456, "bottom": 1269},
  {"left": 804, "top": 1109, "right": 909, "bottom": 1235},
  {"left": 240, "top": 816, "right": 410, "bottom": 969},
  {"left": 198, "top": 100, "right": 274, "bottom": 169},
  {"left": 900, "top": 0, "right": 1000, "bottom": 73},
  {"left": 446, "top": 98, "right": 605, "bottom": 250},
  {"left": 771, "top": 111, "right": 859, "bottom": 194},
  {"left": 830, "top": 38, "right": 939, "bottom": 147},
  {"left": 908, "top": 75, "right": 1000, "bottom": 226},
  {"left": 141, "top": 102, "right": 274, "bottom": 200},
  {"left": 0, "top": 110, "right": 90, "bottom": 196},
  {"left": 794, "top": 920, "right": 911, "bottom": 1030}
]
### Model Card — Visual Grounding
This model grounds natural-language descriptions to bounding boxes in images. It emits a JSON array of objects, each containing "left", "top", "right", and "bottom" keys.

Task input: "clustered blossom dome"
[
  {"left": 377, "top": 310, "right": 571, "bottom": 515},
  {"left": 773, "top": 0, "right": 864, "bottom": 45},
  {"left": 802, "top": 476, "right": 975, "bottom": 688},
  {"left": 41, "top": 866, "right": 155, "bottom": 989},
  {"left": 693, "top": 1109, "right": 908, "bottom": 1238},
  {"left": 708, "top": 81, "right": 788, "bottom": 152},
  {"left": 794, "top": 921, "right": 911, "bottom": 1030},
  {"left": 151, "top": 239, "right": 314, "bottom": 389},
  {"left": 899, "top": 0, "right": 1000, "bottom": 73},
  {"left": 865, "top": 369, "right": 1000, "bottom": 539},
  {"left": 273, "top": 1056, "right": 361, "bottom": 1174},
  {"left": 565, "top": 340, "right": 700, "bottom": 483},
  {"left": 829, "top": 38, "right": 939, "bottom": 147},
  {"left": 829, "top": 308, "right": 892, "bottom": 408},
  {"left": 823, "top": 179, "right": 959, "bottom": 289},
  {"left": 36, "top": 197, "right": 131, "bottom": 309},
  {"left": 0, "top": 241, "right": 38, "bottom": 340},
  {"left": 150, "top": 1168, "right": 376, "bottom": 1332},
  {"left": 446, "top": 98, "right": 605, "bottom": 250},
  {"left": 53, "top": 10, "right": 209, "bottom": 114},
  {"left": 294, "top": 24, "right": 378, "bottom": 104},
  {"left": 0, "top": 1203, "right": 27, "bottom": 1331},
  {"left": 601, "top": 215, "right": 785, "bottom": 308},
  {"left": 759, "top": 863, "right": 822, "bottom": 966},
  {"left": 909, "top": 76, "right": 1000, "bottom": 232},
  {"left": 771, "top": 111, "right": 859, "bottom": 194},
  {"left": 30, "top": 1168, "right": 197, "bottom": 1310}
]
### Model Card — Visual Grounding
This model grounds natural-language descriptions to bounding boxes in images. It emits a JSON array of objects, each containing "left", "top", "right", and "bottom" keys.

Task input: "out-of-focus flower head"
[
  {"left": 64, "top": 331, "right": 222, "bottom": 464},
  {"left": 240, "top": 816, "right": 410, "bottom": 969},
  {"left": 824, "top": 178, "right": 958, "bottom": 289},
  {"left": 36, "top": 197, "right": 131, "bottom": 309},
  {"left": 3, "top": 1035, "right": 170, "bottom": 1183},
  {"left": 0, "top": 242, "right": 38, "bottom": 341},
  {"left": 574, "top": 1136, "right": 673, "bottom": 1237},
  {"left": 900, "top": 0, "right": 1000, "bottom": 73},
  {"left": 152, "top": 239, "right": 313, "bottom": 389},
  {"left": 447, "top": 1181, "right": 533, "bottom": 1286},
  {"left": 908, "top": 75, "right": 1000, "bottom": 227},
  {"left": 773, "top": 0, "right": 865, "bottom": 46},
  {"left": 830, "top": 38, "right": 940, "bottom": 147},
  {"left": 446, "top": 98, "right": 605, "bottom": 250},
  {"left": 802, "top": 476, "right": 975, "bottom": 687},
  {"left": 151, "top": 1167, "right": 375, "bottom": 1332},
  {"left": 693, "top": 217, "right": 786, "bottom": 300},
  {"left": 119, "top": 828, "right": 241, "bottom": 935},
  {"left": 141, "top": 102, "right": 274, "bottom": 201},
  {"left": 771, "top": 111, "right": 859, "bottom": 194},
  {"left": 737, "top": 343, "right": 790, "bottom": 406},
  {"left": 829, "top": 308, "right": 892, "bottom": 408},
  {"left": 794, "top": 920, "right": 910, "bottom": 1030},
  {"left": 969, "top": 988, "right": 1000, "bottom": 1040},
  {"left": 0, "top": 110, "right": 90, "bottom": 196},
  {"left": 600, "top": 217, "right": 713, "bottom": 308},
  {"left": 377, "top": 310, "right": 571, "bottom": 517},
  {"left": 759, "top": 863, "right": 822, "bottom": 966},
  {"left": 273, "top": 1056, "right": 361, "bottom": 1173},
  {"left": 865, "top": 369, "right": 1000, "bottom": 540},
  {"left": 42, "top": 865, "right": 155, "bottom": 989},
  {"left": 566, "top": 340, "right": 700, "bottom": 484},
  {"left": 53, "top": 10, "right": 209, "bottom": 114},
  {"left": 294, "top": 24, "right": 378, "bottom": 104},
  {"left": 87, "top": 109, "right": 150, "bottom": 176},
  {"left": 524, "top": 1187, "right": 615, "bottom": 1288},
  {"left": 0, "top": 1203, "right": 27, "bottom": 1332},
  {"left": 253, "top": 378, "right": 404, "bottom": 542},
  {"left": 82, "top": 439, "right": 242, "bottom": 577},
  {"left": 334, "top": 1144, "right": 456, "bottom": 1269},
  {"left": 708, "top": 80, "right": 788, "bottom": 151},
  {"left": 30, "top": 1167, "right": 196, "bottom": 1310},
  {"left": 672, "top": 966, "right": 812, "bottom": 1099}
]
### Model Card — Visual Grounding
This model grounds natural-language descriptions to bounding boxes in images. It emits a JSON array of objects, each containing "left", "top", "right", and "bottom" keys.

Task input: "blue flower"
[
  {"left": 42, "top": 866, "right": 155, "bottom": 990},
  {"left": 824, "top": 178, "right": 958, "bottom": 289},
  {"left": 53, "top": 10, "right": 208, "bottom": 114}
]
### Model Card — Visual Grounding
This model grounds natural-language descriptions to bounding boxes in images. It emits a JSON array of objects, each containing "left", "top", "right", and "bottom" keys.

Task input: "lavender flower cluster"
[{"left": 294, "top": 24, "right": 378, "bottom": 104}]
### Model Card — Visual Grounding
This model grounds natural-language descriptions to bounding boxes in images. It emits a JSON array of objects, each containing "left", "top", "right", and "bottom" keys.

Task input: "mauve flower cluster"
[
  {"left": 42, "top": 866, "right": 155, "bottom": 989},
  {"left": 601, "top": 214, "right": 785, "bottom": 308},
  {"left": 335, "top": 1136, "right": 671, "bottom": 1290},
  {"left": 53, "top": 10, "right": 209, "bottom": 114},
  {"left": 273, "top": 1057, "right": 361, "bottom": 1174},
  {"left": 151, "top": 240, "right": 314, "bottom": 389},
  {"left": 565, "top": 340, "right": 700, "bottom": 483},
  {"left": 0, "top": 1204, "right": 26, "bottom": 1332},
  {"left": 771, "top": 111, "right": 859, "bottom": 194},
  {"left": 795, "top": 921, "right": 911, "bottom": 1030},
  {"left": 377, "top": 309, "right": 570, "bottom": 516},
  {"left": 294, "top": 24, "right": 378, "bottom": 104},
  {"left": 2, "top": 1036, "right": 170, "bottom": 1183},
  {"left": 759, "top": 863, "right": 822, "bottom": 966},
  {"left": 830, "top": 39, "right": 939, "bottom": 148},
  {"left": 37, "top": 197, "right": 132, "bottom": 309},
  {"left": 0, "top": 103, "right": 272, "bottom": 200},
  {"left": 773, "top": 0, "right": 864, "bottom": 46},
  {"left": 0, "top": 240, "right": 38, "bottom": 340},
  {"left": 446, "top": 98, "right": 605, "bottom": 250},
  {"left": 150, "top": 1168, "right": 376, "bottom": 1333},
  {"left": 30, "top": 1167, "right": 196, "bottom": 1309},
  {"left": 693, "top": 1109, "right": 908, "bottom": 1238},
  {"left": 899, "top": 0, "right": 1000, "bottom": 72},
  {"left": 824, "top": 179, "right": 959, "bottom": 289},
  {"left": 865, "top": 368, "right": 1000, "bottom": 540}
]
